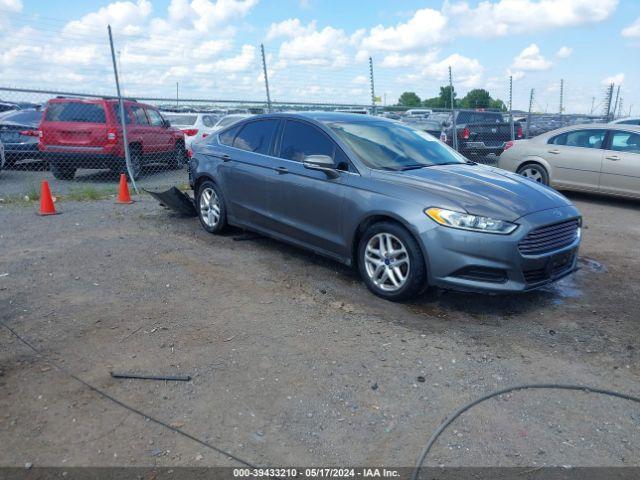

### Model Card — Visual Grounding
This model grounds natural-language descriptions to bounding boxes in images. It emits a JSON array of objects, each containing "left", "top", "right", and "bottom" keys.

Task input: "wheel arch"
[{"left": 350, "top": 212, "right": 424, "bottom": 268}]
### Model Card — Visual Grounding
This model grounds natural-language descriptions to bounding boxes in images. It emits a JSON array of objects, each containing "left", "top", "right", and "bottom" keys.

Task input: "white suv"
[{"left": 161, "top": 112, "right": 221, "bottom": 149}]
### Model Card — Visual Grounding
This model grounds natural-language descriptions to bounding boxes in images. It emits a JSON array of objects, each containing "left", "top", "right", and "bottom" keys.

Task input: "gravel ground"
[
  {"left": 0, "top": 160, "right": 187, "bottom": 197},
  {"left": 0, "top": 191, "right": 638, "bottom": 469}
]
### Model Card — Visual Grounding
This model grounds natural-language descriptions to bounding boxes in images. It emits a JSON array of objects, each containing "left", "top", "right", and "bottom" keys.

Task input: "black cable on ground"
[
  {"left": 1, "top": 320, "right": 258, "bottom": 469},
  {"left": 411, "top": 383, "right": 640, "bottom": 480}
]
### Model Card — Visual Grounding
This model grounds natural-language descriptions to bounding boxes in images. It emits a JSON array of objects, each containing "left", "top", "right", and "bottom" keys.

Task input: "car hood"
[{"left": 372, "top": 163, "right": 573, "bottom": 222}]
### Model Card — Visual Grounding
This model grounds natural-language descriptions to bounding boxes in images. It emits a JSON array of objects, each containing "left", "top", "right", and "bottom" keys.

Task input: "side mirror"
[
  {"left": 162, "top": 119, "right": 171, "bottom": 128},
  {"left": 303, "top": 154, "right": 339, "bottom": 179}
]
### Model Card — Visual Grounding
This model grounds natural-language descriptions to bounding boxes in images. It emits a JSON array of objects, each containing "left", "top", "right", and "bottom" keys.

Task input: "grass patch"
[{"left": 63, "top": 186, "right": 116, "bottom": 201}]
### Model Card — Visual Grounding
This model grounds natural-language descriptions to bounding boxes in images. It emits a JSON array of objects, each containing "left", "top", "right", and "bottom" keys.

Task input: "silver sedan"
[{"left": 499, "top": 124, "right": 640, "bottom": 199}]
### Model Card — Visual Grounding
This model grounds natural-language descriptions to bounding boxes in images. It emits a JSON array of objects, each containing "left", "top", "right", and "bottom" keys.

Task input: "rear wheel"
[
  {"left": 197, "top": 180, "right": 227, "bottom": 234},
  {"left": 50, "top": 161, "right": 76, "bottom": 180},
  {"left": 122, "top": 147, "right": 142, "bottom": 180},
  {"left": 517, "top": 163, "right": 549, "bottom": 185},
  {"left": 358, "top": 222, "right": 426, "bottom": 301}
]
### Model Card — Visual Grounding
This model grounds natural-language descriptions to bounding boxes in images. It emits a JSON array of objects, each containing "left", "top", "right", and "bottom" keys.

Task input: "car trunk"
[{"left": 466, "top": 123, "right": 513, "bottom": 146}]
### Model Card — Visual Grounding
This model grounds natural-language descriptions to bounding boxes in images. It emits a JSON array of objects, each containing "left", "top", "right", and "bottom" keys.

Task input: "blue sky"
[{"left": 1, "top": 0, "right": 639, "bottom": 114}]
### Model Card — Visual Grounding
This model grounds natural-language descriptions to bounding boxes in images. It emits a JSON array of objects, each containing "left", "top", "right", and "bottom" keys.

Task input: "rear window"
[
  {"left": 164, "top": 114, "right": 197, "bottom": 126},
  {"left": 456, "top": 111, "right": 503, "bottom": 124},
  {"left": 45, "top": 102, "right": 106, "bottom": 123},
  {"left": 0, "top": 109, "right": 42, "bottom": 125}
]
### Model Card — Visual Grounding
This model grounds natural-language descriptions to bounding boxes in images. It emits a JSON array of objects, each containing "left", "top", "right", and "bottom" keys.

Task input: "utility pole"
[
  {"left": 559, "top": 79, "right": 564, "bottom": 127},
  {"left": 369, "top": 56, "right": 376, "bottom": 115},
  {"left": 509, "top": 75, "right": 514, "bottom": 141},
  {"left": 449, "top": 66, "right": 458, "bottom": 151},
  {"left": 617, "top": 98, "right": 623, "bottom": 119},
  {"left": 612, "top": 85, "right": 621, "bottom": 120},
  {"left": 260, "top": 44, "right": 272, "bottom": 113},
  {"left": 108, "top": 25, "right": 136, "bottom": 193},
  {"left": 590, "top": 97, "right": 595, "bottom": 115},
  {"left": 526, "top": 88, "right": 534, "bottom": 139},
  {"left": 604, "top": 83, "right": 614, "bottom": 120}
]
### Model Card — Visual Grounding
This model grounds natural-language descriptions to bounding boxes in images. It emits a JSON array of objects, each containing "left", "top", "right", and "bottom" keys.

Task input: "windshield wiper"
[{"left": 397, "top": 164, "right": 428, "bottom": 171}]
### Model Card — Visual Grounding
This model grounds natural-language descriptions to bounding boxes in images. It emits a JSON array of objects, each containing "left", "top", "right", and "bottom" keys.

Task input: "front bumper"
[{"left": 420, "top": 206, "right": 581, "bottom": 293}]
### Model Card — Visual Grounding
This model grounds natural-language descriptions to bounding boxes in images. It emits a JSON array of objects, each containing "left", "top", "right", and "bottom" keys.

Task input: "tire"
[
  {"left": 50, "top": 161, "right": 76, "bottom": 180},
  {"left": 168, "top": 141, "right": 185, "bottom": 170},
  {"left": 357, "top": 221, "right": 427, "bottom": 301},
  {"left": 196, "top": 180, "right": 227, "bottom": 234},
  {"left": 124, "top": 147, "right": 142, "bottom": 180},
  {"left": 517, "top": 162, "right": 549, "bottom": 185}
]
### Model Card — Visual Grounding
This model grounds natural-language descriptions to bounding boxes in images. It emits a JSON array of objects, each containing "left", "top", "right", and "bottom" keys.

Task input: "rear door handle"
[
  {"left": 220, "top": 154, "right": 231, "bottom": 162},
  {"left": 605, "top": 155, "right": 621, "bottom": 161},
  {"left": 275, "top": 166, "right": 289, "bottom": 174},
  {"left": 548, "top": 149, "right": 560, "bottom": 154}
]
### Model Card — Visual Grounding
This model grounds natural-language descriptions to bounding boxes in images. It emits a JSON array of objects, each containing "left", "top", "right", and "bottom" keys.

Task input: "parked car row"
[{"left": 0, "top": 97, "right": 252, "bottom": 180}]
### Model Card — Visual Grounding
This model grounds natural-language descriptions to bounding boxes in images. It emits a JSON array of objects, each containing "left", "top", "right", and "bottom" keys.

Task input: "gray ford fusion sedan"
[{"left": 189, "top": 112, "right": 581, "bottom": 301}]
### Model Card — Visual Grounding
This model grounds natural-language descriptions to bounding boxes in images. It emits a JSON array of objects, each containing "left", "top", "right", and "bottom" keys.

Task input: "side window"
[
  {"left": 609, "top": 131, "right": 640, "bottom": 154},
  {"left": 218, "top": 124, "right": 241, "bottom": 146},
  {"left": 132, "top": 106, "right": 149, "bottom": 126},
  {"left": 549, "top": 133, "right": 567, "bottom": 145},
  {"left": 279, "top": 120, "right": 335, "bottom": 162},
  {"left": 113, "top": 104, "right": 131, "bottom": 124},
  {"left": 549, "top": 130, "right": 605, "bottom": 148},
  {"left": 233, "top": 120, "right": 279, "bottom": 155},
  {"left": 147, "top": 109, "right": 164, "bottom": 127},
  {"left": 203, "top": 116, "right": 215, "bottom": 127}
]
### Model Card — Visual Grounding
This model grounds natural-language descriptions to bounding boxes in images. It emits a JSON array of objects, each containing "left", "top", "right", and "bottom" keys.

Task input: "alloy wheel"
[
  {"left": 363, "top": 232, "right": 410, "bottom": 292},
  {"left": 199, "top": 187, "right": 221, "bottom": 228},
  {"left": 520, "top": 166, "right": 544, "bottom": 183}
]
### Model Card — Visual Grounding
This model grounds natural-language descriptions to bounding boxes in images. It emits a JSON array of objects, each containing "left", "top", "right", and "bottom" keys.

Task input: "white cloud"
[
  {"left": 602, "top": 73, "right": 624, "bottom": 85},
  {"left": 512, "top": 44, "right": 552, "bottom": 71},
  {"left": 507, "top": 69, "right": 525, "bottom": 81},
  {"left": 63, "top": 0, "right": 153, "bottom": 36},
  {"left": 422, "top": 53, "right": 484, "bottom": 88},
  {"left": 556, "top": 46, "right": 573, "bottom": 58},
  {"left": 278, "top": 25, "right": 349, "bottom": 67},
  {"left": 621, "top": 17, "right": 640, "bottom": 38},
  {"left": 266, "top": 18, "right": 316, "bottom": 40},
  {"left": 380, "top": 51, "right": 439, "bottom": 68},
  {"left": 0, "top": 0, "right": 21, "bottom": 12},
  {"left": 359, "top": 8, "right": 448, "bottom": 52},
  {"left": 352, "top": 75, "right": 368, "bottom": 85},
  {"left": 446, "top": 0, "right": 618, "bottom": 39},
  {"left": 167, "top": 0, "right": 259, "bottom": 32}
]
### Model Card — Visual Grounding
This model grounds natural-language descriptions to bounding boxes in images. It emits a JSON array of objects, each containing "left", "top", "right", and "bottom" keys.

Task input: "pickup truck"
[{"left": 445, "top": 110, "right": 523, "bottom": 157}]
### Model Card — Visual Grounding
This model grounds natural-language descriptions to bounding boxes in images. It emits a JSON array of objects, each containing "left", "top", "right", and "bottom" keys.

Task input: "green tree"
[
  {"left": 438, "top": 85, "right": 457, "bottom": 109},
  {"left": 398, "top": 91, "right": 422, "bottom": 107},
  {"left": 459, "top": 89, "right": 493, "bottom": 109},
  {"left": 490, "top": 98, "right": 507, "bottom": 111}
]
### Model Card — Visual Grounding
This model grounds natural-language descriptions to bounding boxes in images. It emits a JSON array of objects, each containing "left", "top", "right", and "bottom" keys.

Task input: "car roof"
[{"left": 257, "top": 111, "right": 389, "bottom": 124}]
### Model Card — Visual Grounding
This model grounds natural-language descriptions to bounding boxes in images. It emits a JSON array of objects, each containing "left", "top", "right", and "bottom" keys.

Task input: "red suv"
[{"left": 39, "top": 98, "right": 186, "bottom": 180}]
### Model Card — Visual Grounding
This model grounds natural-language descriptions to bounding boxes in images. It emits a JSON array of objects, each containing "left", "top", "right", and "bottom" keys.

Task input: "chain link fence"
[{"left": 0, "top": 11, "right": 629, "bottom": 198}]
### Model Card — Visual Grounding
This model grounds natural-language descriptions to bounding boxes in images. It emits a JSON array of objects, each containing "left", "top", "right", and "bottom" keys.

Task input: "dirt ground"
[{"left": 0, "top": 190, "right": 639, "bottom": 469}]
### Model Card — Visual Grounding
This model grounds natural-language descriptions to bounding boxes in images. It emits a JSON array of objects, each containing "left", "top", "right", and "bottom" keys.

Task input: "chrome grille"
[{"left": 518, "top": 219, "right": 580, "bottom": 255}]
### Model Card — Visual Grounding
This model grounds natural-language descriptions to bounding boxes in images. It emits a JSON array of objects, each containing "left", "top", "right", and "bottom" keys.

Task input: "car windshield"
[
  {"left": 329, "top": 120, "right": 467, "bottom": 171},
  {"left": 164, "top": 114, "right": 197, "bottom": 126}
]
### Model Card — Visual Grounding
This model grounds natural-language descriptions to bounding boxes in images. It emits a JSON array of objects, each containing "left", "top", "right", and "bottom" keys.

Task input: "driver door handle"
[
  {"left": 605, "top": 155, "right": 621, "bottom": 161},
  {"left": 276, "top": 166, "right": 289, "bottom": 174},
  {"left": 548, "top": 149, "right": 560, "bottom": 154}
]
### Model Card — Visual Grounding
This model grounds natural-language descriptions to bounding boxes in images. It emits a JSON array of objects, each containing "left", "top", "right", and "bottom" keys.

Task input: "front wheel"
[
  {"left": 358, "top": 222, "right": 426, "bottom": 301},
  {"left": 517, "top": 163, "right": 549, "bottom": 185},
  {"left": 197, "top": 180, "right": 227, "bottom": 234},
  {"left": 168, "top": 142, "right": 185, "bottom": 170}
]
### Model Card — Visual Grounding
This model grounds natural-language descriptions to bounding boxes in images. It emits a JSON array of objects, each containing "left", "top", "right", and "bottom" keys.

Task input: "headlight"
[{"left": 425, "top": 207, "right": 518, "bottom": 235}]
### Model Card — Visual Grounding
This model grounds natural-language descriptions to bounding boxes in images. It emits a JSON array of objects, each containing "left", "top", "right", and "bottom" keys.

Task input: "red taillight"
[
  {"left": 106, "top": 127, "right": 118, "bottom": 144},
  {"left": 202, "top": 133, "right": 209, "bottom": 138},
  {"left": 182, "top": 129, "right": 199, "bottom": 136},
  {"left": 19, "top": 129, "right": 40, "bottom": 136},
  {"left": 517, "top": 126, "right": 523, "bottom": 139},
  {"left": 459, "top": 127, "right": 470, "bottom": 140},
  {"left": 504, "top": 141, "right": 515, "bottom": 151}
]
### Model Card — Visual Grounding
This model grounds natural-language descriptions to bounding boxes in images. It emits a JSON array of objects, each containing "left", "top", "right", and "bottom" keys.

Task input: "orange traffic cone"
[
  {"left": 38, "top": 180, "right": 58, "bottom": 216},
  {"left": 116, "top": 174, "right": 133, "bottom": 204}
]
